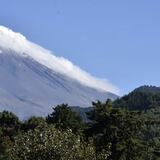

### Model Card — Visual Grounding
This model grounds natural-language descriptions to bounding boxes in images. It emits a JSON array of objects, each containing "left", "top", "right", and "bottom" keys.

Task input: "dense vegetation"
[
  {"left": 114, "top": 85, "right": 160, "bottom": 110},
  {"left": 0, "top": 85, "right": 160, "bottom": 159}
]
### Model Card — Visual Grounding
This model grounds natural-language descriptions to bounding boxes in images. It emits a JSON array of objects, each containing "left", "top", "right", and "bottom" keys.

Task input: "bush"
[{"left": 8, "top": 124, "right": 110, "bottom": 160}]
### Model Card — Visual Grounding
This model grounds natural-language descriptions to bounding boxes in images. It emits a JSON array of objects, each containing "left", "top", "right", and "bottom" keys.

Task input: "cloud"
[{"left": 0, "top": 26, "right": 119, "bottom": 94}]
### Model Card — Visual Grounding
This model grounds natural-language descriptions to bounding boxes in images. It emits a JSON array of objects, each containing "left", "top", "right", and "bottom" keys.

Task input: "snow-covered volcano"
[{"left": 0, "top": 26, "right": 118, "bottom": 119}]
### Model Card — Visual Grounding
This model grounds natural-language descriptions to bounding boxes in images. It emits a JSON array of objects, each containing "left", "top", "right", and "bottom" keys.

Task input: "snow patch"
[{"left": 0, "top": 25, "right": 119, "bottom": 94}]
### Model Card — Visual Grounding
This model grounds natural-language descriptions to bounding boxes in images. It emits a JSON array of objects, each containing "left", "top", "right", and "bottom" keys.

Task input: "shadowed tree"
[
  {"left": 46, "top": 104, "right": 84, "bottom": 134},
  {"left": 86, "top": 100, "right": 147, "bottom": 160}
]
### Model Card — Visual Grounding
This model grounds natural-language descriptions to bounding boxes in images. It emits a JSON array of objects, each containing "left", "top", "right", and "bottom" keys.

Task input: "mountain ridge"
[
  {"left": 0, "top": 25, "right": 118, "bottom": 94},
  {"left": 0, "top": 26, "right": 118, "bottom": 119},
  {"left": 114, "top": 85, "right": 160, "bottom": 111}
]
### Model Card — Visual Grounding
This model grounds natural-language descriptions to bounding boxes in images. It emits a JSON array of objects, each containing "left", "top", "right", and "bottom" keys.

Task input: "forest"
[{"left": 1, "top": 85, "right": 160, "bottom": 160}]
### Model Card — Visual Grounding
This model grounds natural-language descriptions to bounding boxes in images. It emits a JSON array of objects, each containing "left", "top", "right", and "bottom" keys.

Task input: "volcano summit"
[{"left": 0, "top": 26, "right": 118, "bottom": 119}]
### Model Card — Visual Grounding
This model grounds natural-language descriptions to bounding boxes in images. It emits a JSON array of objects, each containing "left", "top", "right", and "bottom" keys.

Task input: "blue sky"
[{"left": 1, "top": 0, "right": 160, "bottom": 95}]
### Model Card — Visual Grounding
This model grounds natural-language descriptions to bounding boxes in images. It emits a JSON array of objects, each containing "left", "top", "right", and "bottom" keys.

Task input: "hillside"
[
  {"left": 114, "top": 85, "right": 160, "bottom": 111},
  {"left": 0, "top": 26, "right": 118, "bottom": 119}
]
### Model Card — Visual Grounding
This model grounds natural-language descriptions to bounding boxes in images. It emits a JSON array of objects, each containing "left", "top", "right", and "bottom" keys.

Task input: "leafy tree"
[
  {"left": 86, "top": 100, "right": 147, "bottom": 160},
  {"left": 0, "top": 111, "right": 20, "bottom": 128},
  {"left": 22, "top": 116, "right": 46, "bottom": 131},
  {"left": 46, "top": 104, "right": 84, "bottom": 134},
  {"left": 139, "top": 108, "right": 160, "bottom": 160},
  {"left": 0, "top": 111, "right": 21, "bottom": 159},
  {"left": 0, "top": 136, "right": 13, "bottom": 160},
  {"left": 8, "top": 125, "right": 110, "bottom": 160}
]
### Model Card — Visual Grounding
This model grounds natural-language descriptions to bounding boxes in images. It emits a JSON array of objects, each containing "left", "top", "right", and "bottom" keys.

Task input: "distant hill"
[
  {"left": 114, "top": 85, "right": 160, "bottom": 111},
  {"left": 134, "top": 85, "right": 160, "bottom": 94},
  {"left": 71, "top": 86, "right": 160, "bottom": 119}
]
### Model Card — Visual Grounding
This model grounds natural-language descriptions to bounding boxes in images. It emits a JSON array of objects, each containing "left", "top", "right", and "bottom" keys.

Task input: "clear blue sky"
[{"left": 1, "top": 0, "right": 160, "bottom": 95}]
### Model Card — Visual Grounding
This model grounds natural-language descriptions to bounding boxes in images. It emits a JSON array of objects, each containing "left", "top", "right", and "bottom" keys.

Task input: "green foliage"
[
  {"left": 8, "top": 125, "right": 109, "bottom": 160},
  {"left": 0, "top": 111, "right": 21, "bottom": 159},
  {"left": 135, "top": 85, "right": 160, "bottom": 94},
  {"left": 86, "top": 100, "right": 147, "bottom": 160},
  {"left": 138, "top": 108, "right": 160, "bottom": 159},
  {"left": 22, "top": 116, "right": 46, "bottom": 131},
  {"left": 46, "top": 104, "right": 84, "bottom": 133},
  {"left": 0, "top": 136, "right": 13, "bottom": 160},
  {"left": 1, "top": 86, "right": 160, "bottom": 159},
  {"left": 114, "top": 86, "right": 160, "bottom": 111},
  {"left": 0, "top": 111, "right": 20, "bottom": 128}
]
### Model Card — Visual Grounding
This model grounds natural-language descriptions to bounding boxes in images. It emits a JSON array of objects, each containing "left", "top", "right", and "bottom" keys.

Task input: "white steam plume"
[{"left": 0, "top": 25, "right": 119, "bottom": 94}]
